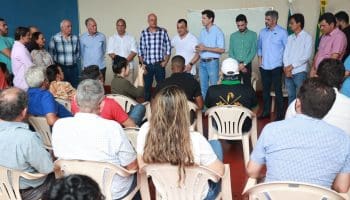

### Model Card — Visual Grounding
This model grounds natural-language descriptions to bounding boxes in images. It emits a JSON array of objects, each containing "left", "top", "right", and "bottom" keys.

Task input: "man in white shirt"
[
  {"left": 52, "top": 79, "right": 138, "bottom": 200},
  {"left": 283, "top": 13, "right": 312, "bottom": 104},
  {"left": 171, "top": 19, "right": 200, "bottom": 76},
  {"left": 107, "top": 18, "right": 138, "bottom": 83}
]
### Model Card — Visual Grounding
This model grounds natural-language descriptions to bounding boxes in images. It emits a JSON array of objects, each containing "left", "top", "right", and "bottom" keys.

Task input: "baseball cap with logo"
[{"left": 221, "top": 58, "right": 239, "bottom": 76}]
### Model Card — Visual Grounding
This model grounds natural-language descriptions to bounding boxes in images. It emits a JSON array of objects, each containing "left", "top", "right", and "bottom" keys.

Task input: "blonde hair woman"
[{"left": 137, "top": 86, "right": 224, "bottom": 200}]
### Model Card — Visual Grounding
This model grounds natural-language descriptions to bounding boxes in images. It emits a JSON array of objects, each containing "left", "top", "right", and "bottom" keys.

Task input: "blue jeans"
[
  {"left": 199, "top": 59, "right": 219, "bottom": 99},
  {"left": 61, "top": 64, "right": 79, "bottom": 88},
  {"left": 285, "top": 72, "right": 307, "bottom": 105},
  {"left": 143, "top": 62, "right": 165, "bottom": 101},
  {"left": 204, "top": 140, "right": 223, "bottom": 200},
  {"left": 128, "top": 104, "right": 146, "bottom": 127}
]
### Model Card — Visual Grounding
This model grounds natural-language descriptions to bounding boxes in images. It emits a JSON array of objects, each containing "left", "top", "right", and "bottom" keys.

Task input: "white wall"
[{"left": 78, "top": 0, "right": 350, "bottom": 87}]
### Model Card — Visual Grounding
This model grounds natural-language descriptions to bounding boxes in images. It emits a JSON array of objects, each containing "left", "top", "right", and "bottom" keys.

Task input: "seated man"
[
  {"left": 25, "top": 67, "right": 72, "bottom": 126},
  {"left": 52, "top": 79, "right": 138, "bottom": 200},
  {"left": 70, "top": 65, "right": 137, "bottom": 127},
  {"left": 155, "top": 55, "right": 203, "bottom": 109},
  {"left": 248, "top": 78, "right": 350, "bottom": 193},
  {"left": 285, "top": 58, "right": 350, "bottom": 134},
  {"left": 0, "top": 87, "right": 54, "bottom": 200},
  {"left": 205, "top": 58, "right": 258, "bottom": 132}
]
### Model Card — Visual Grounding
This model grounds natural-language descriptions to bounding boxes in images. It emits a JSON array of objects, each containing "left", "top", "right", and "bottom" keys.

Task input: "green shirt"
[
  {"left": 0, "top": 36, "right": 14, "bottom": 73},
  {"left": 111, "top": 75, "right": 144, "bottom": 99},
  {"left": 228, "top": 29, "right": 257, "bottom": 65}
]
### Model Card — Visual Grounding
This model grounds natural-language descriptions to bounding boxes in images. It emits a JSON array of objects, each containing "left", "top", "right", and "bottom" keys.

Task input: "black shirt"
[{"left": 205, "top": 80, "right": 258, "bottom": 132}]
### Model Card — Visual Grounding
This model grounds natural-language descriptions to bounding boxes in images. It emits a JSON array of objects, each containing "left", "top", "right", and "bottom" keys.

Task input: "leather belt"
[{"left": 201, "top": 58, "right": 218, "bottom": 62}]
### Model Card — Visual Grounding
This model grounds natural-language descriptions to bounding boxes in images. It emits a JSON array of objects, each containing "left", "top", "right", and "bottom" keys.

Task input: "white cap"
[{"left": 221, "top": 58, "right": 239, "bottom": 76}]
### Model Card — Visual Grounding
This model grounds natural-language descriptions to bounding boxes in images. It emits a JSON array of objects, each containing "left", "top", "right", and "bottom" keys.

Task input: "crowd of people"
[{"left": 0, "top": 7, "right": 349, "bottom": 200}]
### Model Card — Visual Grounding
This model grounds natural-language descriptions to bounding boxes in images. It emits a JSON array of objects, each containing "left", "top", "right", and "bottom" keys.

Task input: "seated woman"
[
  {"left": 25, "top": 67, "right": 72, "bottom": 126},
  {"left": 44, "top": 175, "right": 104, "bottom": 200},
  {"left": 46, "top": 64, "right": 75, "bottom": 101},
  {"left": 137, "top": 86, "right": 224, "bottom": 200},
  {"left": 30, "top": 32, "right": 53, "bottom": 68},
  {"left": 0, "top": 62, "right": 12, "bottom": 90},
  {"left": 111, "top": 56, "right": 146, "bottom": 126}
]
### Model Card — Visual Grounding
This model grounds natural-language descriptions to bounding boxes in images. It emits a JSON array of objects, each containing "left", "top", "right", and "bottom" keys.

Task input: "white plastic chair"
[
  {"left": 123, "top": 127, "right": 139, "bottom": 149},
  {"left": 28, "top": 115, "right": 52, "bottom": 150},
  {"left": 140, "top": 163, "right": 232, "bottom": 200},
  {"left": 242, "top": 178, "right": 348, "bottom": 200},
  {"left": 55, "top": 98, "right": 71, "bottom": 111},
  {"left": 205, "top": 105, "right": 257, "bottom": 167},
  {"left": 54, "top": 159, "right": 140, "bottom": 200},
  {"left": 0, "top": 165, "right": 47, "bottom": 200},
  {"left": 270, "top": 82, "right": 288, "bottom": 113},
  {"left": 251, "top": 73, "right": 258, "bottom": 91},
  {"left": 187, "top": 101, "right": 203, "bottom": 133}
]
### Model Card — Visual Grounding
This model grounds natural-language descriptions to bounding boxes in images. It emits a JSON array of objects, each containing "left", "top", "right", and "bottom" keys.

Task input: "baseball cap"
[{"left": 221, "top": 58, "right": 239, "bottom": 76}]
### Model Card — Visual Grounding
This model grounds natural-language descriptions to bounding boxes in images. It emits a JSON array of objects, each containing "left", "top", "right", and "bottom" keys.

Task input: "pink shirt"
[
  {"left": 11, "top": 41, "right": 33, "bottom": 90},
  {"left": 315, "top": 28, "right": 347, "bottom": 68}
]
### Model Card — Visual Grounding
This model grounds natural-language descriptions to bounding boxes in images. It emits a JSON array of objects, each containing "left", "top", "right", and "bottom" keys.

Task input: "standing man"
[
  {"left": 311, "top": 12, "right": 347, "bottom": 76},
  {"left": 197, "top": 9, "right": 225, "bottom": 99},
  {"left": 80, "top": 18, "right": 107, "bottom": 81},
  {"left": 107, "top": 18, "right": 137, "bottom": 83},
  {"left": 228, "top": 14, "right": 257, "bottom": 87},
  {"left": 138, "top": 13, "right": 171, "bottom": 101},
  {"left": 257, "top": 10, "right": 288, "bottom": 121},
  {"left": 171, "top": 19, "right": 200, "bottom": 76},
  {"left": 335, "top": 11, "right": 350, "bottom": 62},
  {"left": 283, "top": 13, "right": 312, "bottom": 105},
  {"left": 0, "top": 18, "right": 14, "bottom": 73},
  {"left": 49, "top": 19, "right": 80, "bottom": 88}
]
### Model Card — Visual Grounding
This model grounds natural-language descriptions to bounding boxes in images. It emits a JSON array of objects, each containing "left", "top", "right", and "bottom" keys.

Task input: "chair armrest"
[
  {"left": 20, "top": 172, "right": 47, "bottom": 180},
  {"left": 221, "top": 164, "right": 233, "bottom": 200},
  {"left": 139, "top": 171, "right": 151, "bottom": 200},
  {"left": 242, "top": 177, "right": 257, "bottom": 194}
]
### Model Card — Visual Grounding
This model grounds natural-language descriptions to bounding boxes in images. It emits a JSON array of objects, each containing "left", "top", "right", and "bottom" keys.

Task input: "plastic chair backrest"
[
  {"left": 54, "top": 159, "right": 138, "bottom": 200},
  {"left": 55, "top": 98, "right": 71, "bottom": 111},
  {"left": 0, "top": 165, "right": 47, "bottom": 200},
  {"left": 107, "top": 94, "right": 138, "bottom": 113},
  {"left": 28, "top": 116, "right": 52, "bottom": 149},
  {"left": 244, "top": 181, "right": 347, "bottom": 200},
  {"left": 123, "top": 127, "right": 139, "bottom": 148},
  {"left": 140, "top": 164, "right": 222, "bottom": 200},
  {"left": 187, "top": 101, "right": 203, "bottom": 133},
  {"left": 205, "top": 105, "right": 254, "bottom": 140}
]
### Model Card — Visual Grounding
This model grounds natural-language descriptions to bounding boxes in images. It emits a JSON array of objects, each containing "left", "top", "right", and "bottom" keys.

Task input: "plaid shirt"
[
  {"left": 138, "top": 27, "right": 171, "bottom": 64},
  {"left": 49, "top": 32, "right": 80, "bottom": 66}
]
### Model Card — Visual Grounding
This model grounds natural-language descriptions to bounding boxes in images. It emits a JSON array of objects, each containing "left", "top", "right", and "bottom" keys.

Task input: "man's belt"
[{"left": 201, "top": 58, "right": 218, "bottom": 62}]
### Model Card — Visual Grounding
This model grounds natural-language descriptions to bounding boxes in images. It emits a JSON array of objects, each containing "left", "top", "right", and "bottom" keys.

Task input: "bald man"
[
  {"left": 49, "top": 19, "right": 80, "bottom": 88},
  {"left": 138, "top": 13, "right": 171, "bottom": 100}
]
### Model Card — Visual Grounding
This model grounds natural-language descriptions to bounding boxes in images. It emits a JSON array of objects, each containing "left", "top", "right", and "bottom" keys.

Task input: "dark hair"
[
  {"left": 30, "top": 31, "right": 42, "bottom": 50},
  {"left": 236, "top": 14, "right": 247, "bottom": 23},
  {"left": 44, "top": 175, "right": 104, "bottom": 200},
  {"left": 177, "top": 19, "right": 187, "bottom": 26},
  {"left": 335, "top": 11, "right": 349, "bottom": 24},
  {"left": 80, "top": 65, "right": 101, "bottom": 82},
  {"left": 202, "top": 9, "right": 215, "bottom": 22},
  {"left": 0, "top": 62, "right": 12, "bottom": 87},
  {"left": 112, "top": 55, "right": 128, "bottom": 74},
  {"left": 297, "top": 78, "right": 335, "bottom": 119},
  {"left": 0, "top": 88, "right": 27, "bottom": 121},
  {"left": 14, "top": 27, "right": 29, "bottom": 40},
  {"left": 318, "top": 12, "right": 336, "bottom": 25},
  {"left": 85, "top": 17, "right": 95, "bottom": 26},
  {"left": 0, "top": 18, "right": 4, "bottom": 22},
  {"left": 171, "top": 55, "right": 185, "bottom": 69},
  {"left": 317, "top": 58, "right": 345, "bottom": 89},
  {"left": 46, "top": 64, "right": 60, "bottom": 83},
  {"left": 289, "top": 13, "right": 305, "bottom": 29},
  {"left": 265, "top": 10, "right": 279, "bottom": 20}
]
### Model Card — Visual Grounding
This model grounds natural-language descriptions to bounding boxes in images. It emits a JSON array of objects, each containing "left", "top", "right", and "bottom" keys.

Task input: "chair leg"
[
  {"left": 251, "top": 132, "right": 257, "bottom": 149},
  {"left": 271, "top": 96, "right": 275, "bottom": 113},
  {"left": 242, "top": 136, "right": 250, "bottom": 167}
]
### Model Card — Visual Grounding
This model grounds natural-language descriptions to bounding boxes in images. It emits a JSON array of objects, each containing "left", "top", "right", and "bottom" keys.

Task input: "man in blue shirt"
[
  {"left": 197, "top": 9, "right": 225, "bottom": 99},
  {"left": 257, "top": 10, "right": 288, "bottom": 121},
  {"left": 25, "top": 67, "right": 72, "bottom": 126},
  {"left": 80, "top": 18, "right": 107, "bottom": 81},
  {"left": 247, "top": 78, "right": 350, "bottom": 193}
]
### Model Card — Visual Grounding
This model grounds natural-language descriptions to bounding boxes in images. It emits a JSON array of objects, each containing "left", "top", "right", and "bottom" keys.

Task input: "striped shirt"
[
  {"left": 138, "top": 27, "right": 171, "bottom": 64},
  {"left": 49, "top": 32, "right": 80, "bottom": 66}
]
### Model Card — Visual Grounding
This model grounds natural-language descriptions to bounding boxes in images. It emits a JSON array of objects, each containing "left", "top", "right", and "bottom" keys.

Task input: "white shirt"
[
  {"left": 283, "top": 30, "right": 312, "bottom": 74},
  {"left": 107, "top": 32, "right": 137, "bottom": 68},
  {"left": 171, "top": 32, "right": 199, "bottom": 75},
  {"left": 285, "top": 88, "right": 350, "bottom": 134},
  {"left": 137, "top": 122, "right": 217, "bottom": 198},
  {"left": 52, "top": 113, "right": 136, "bottom": 199}
]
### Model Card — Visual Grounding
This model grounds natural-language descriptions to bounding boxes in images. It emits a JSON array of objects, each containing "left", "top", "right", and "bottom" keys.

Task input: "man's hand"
[
  {"left": 284, "top": 65, "right": 293, "bottom": 78},
  {"left": 160, "top": 60, "right": 167, "bottom": 67},
  {"left": 195, "top": 44, "right": 206, "bottom": 52},
  {"left": 239, "top": 63, "right": 247, "bottom": 73},
  {"left": 184, "top": 64, "right": 192, "bottom": 72}
]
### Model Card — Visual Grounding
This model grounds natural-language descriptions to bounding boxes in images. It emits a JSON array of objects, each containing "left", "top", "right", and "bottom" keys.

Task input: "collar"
[
  {"left": 328, "top": 28, "right": 340, "bottom": 36},
  {"left": 0, "top": 121, "right": 29, "bottom": 129},
  {"left": 221, "top": 79, "right": 241, "bottom": 85},
  {"left": 146, "top": 26, "right": 161, "bottom": 32},
  {"left": 87, "top": 32, "right": 99, "bottom": 37}
]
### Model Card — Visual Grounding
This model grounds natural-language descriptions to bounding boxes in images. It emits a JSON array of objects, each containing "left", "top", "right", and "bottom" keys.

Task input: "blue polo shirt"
[
  {"left": 257, "top": 25, "right": 288, "bottom": 69},
  {"left": 199, "top": 25, "right": 225, "bottom": 59},
  {"left": 27, "top": 88, "right": 72, "bottom": 118},
  {"left": 80, "top": 32, "right": 106, "bottom": 69}
]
